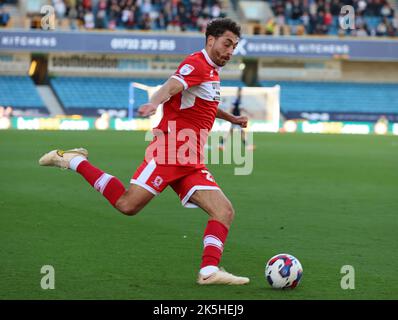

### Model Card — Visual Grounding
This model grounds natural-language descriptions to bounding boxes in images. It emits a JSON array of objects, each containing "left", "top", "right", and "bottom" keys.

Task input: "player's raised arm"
[{"left": 138, "top": 78, "right": 184, "bottom": 117}]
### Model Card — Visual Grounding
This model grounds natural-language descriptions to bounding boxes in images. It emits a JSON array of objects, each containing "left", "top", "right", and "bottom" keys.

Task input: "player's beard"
[{"left": 215, "top": 50, "right": 230, "bottom": 67}]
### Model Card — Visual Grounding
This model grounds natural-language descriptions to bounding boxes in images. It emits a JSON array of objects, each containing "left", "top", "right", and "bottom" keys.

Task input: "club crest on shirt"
[
  {"left": 179, "top": 64, "right": 195, "bottom": 76},
  {"left": 152, "top": 176, "right": 163, "bottom": 188}
]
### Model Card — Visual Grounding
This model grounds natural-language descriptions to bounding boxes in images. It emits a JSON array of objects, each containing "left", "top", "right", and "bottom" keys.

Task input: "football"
[{"left": 265, "top": 253, "right": 303, "bottom": 289}]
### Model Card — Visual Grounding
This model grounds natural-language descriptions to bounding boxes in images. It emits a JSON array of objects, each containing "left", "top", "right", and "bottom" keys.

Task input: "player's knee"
[
  {"left": 116, "top": 200, "right": 141, "bottom": 216},
  {"left": 221, "top": 202, "right": 235, "bottom": 224},
  {"left": 124, "top": 206, "right": 141, "bottom": 216}
]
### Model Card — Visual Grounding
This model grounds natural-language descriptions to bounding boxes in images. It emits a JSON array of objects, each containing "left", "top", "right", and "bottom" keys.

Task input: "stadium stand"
[
  {"left": 49, "top": 76, "right": 245, "bottom": 116},
  {"left": 25, "top": 0, "right": 226, "bottom": 32},
  {"left": 263, "top": 0, "right": 397, "bottom": 37},
  {"left": 49, "top": 76, "right": 155, "bottom": 116},
  {"left": 0, "top": 76, "right": 48, "bottom": 116},
  {"left": 2, "top": 0, "right": 397, "bottom": 36},
  {"left": 260, "top": 80, "right": 398, "bottom": 120},
  {"left": 1, "top": 1, "right": 396, "bottom": 122}
]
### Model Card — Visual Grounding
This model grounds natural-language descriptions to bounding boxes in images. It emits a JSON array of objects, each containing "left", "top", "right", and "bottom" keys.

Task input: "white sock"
[
  {"left": 69, "top": 156, "right": 87, "bottom": 171},
  {"left": 200, "top": 266, "right": 219, "bottom": 277}
]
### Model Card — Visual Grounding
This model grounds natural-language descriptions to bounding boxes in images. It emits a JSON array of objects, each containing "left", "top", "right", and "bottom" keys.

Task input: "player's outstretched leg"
[
  {"left": 39, "top": 147, "right": 126, "bottom": 208},
  {"left": 39, "top": 148, "right": 154, "bottom": 215},
  {"left": 189, "top": 189, "right": 250, "bottom": 285}
]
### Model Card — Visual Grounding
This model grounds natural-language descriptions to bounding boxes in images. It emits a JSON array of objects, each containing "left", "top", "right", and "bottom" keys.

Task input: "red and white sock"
[
  {"left": 69, "top": 156, "right": 125, "bottom": 207},
  {"left": 199, "top": 219, "right": 229, "bottom": 277}
]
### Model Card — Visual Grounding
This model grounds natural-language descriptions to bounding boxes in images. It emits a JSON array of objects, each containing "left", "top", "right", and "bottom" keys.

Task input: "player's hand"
[
  {"left": 232, "top": 116, "right": 248, "bottom": 128},
  {"left": 138, "top": 103, "right": 158, "bottom": 117}
]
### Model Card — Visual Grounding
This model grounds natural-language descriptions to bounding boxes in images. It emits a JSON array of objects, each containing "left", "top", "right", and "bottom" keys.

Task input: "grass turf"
[{"left": 0, "top": 130, "right": 397, "bottom": 299}]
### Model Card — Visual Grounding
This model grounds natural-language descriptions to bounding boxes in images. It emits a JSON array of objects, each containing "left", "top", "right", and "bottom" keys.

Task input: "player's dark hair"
[{"left": 205, "top": 18, "right": 241, "bottom": 42}]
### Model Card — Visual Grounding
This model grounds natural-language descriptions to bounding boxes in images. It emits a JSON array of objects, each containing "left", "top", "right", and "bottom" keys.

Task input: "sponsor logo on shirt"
[{"left": 212, "top": 82, "right": 221, "bottom": 101}]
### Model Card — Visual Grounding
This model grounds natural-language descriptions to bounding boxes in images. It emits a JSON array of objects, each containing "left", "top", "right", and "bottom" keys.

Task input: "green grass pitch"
[{"left": 0, "top": 130, "right": 397, "bottom": 300}]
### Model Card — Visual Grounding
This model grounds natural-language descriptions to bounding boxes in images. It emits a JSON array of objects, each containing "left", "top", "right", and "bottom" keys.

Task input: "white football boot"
[
  {"left": 197, "top": 267, "right": 250, "bottom": 285},
  {"left": 39, "top": 148, "right": 88, "bottom": 169}
]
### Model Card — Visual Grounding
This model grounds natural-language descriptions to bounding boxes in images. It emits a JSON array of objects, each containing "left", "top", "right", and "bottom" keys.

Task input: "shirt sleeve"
[{"left": 170, "top": 56, "right": 205, "bottom": 90}]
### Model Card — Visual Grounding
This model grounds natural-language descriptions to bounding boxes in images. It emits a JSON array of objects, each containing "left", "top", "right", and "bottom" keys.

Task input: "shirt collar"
[{"left": 201, "top": 49, "right": 221, "bottom": 71}]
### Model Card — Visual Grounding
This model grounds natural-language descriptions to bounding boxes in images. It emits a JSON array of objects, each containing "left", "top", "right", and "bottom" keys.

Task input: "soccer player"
[{"left": 39, "top": 18, "right": 249, "bottom": 285}]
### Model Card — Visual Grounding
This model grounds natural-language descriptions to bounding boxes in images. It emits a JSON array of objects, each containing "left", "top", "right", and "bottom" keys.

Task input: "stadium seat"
[
  {"left": 260, "top": 80, "right": 398, "bottom": 115},
  {"left": 50, "top": 77, "right": 165, "bottom": 116},
  {"left": 50, "top": 77, "right": 245, "bottom": 116},
  {"left": 0, "top": 76, "right": 48, "bottom": 116}
]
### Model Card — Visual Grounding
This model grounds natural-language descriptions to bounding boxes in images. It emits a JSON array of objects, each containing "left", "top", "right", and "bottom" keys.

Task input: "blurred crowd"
[
  {"left": 0, "top": 5, "right": 10, "bottom": 26},
  {"left": 49, "top": 0, "right": 225, "bottom": 32},
  {"left": 0, "top": 0, "right": 397, "bottom": 37},
  {"left": 265, "top": 0, "right": 397, "bottom": 37}
]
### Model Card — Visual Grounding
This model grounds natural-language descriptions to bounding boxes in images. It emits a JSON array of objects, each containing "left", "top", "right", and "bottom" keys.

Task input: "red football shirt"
[
  {"left": 156, "top": 49, "right": 221, "bottom": 133},
  {"left": 149, "top": 49, "right": 222, "bottom": 167}
]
